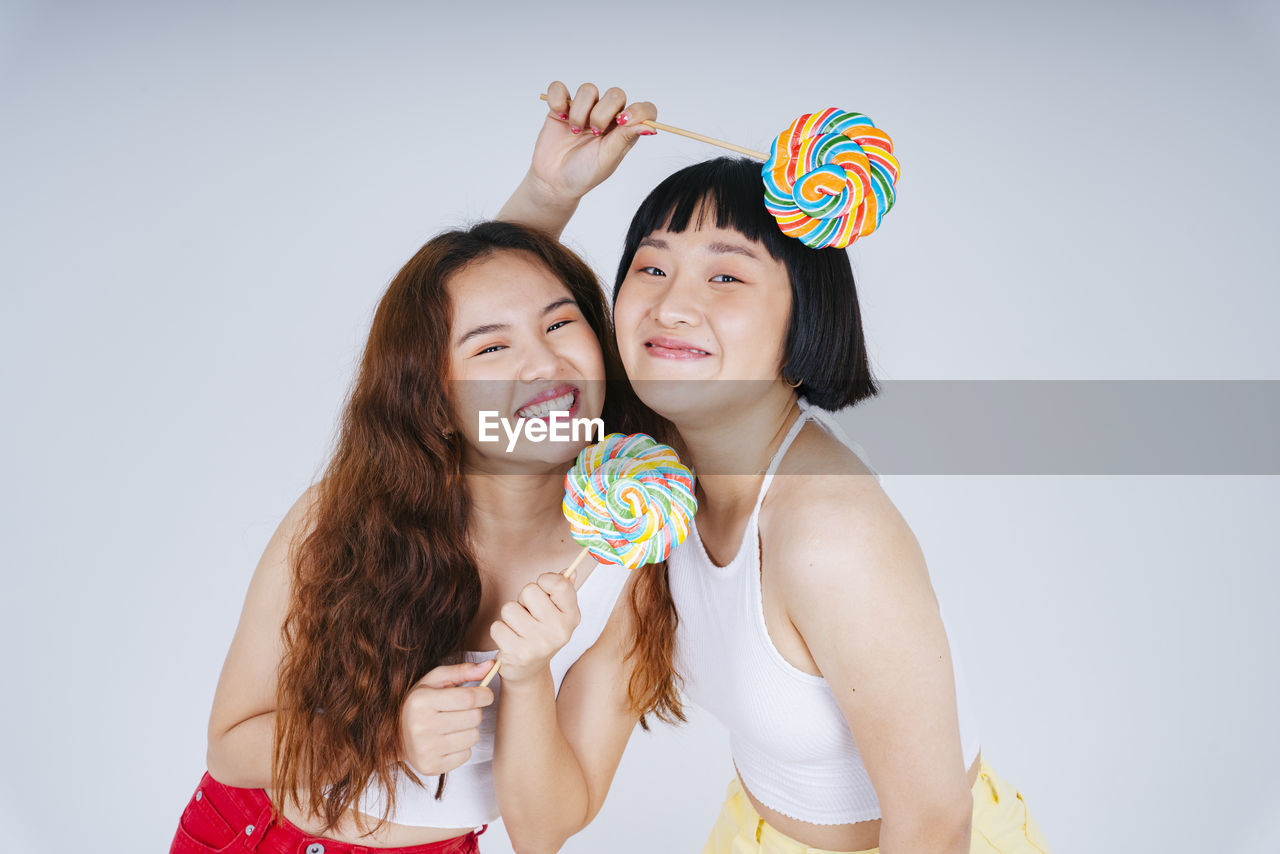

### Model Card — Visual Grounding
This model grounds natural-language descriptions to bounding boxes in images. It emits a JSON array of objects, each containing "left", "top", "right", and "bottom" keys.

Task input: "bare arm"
[
  {"left": 205, "top": 488, "right": 494, "bottom": 794},
  {"left": 205, "top": 489, "right": 314, "bottom": 786},
  {"left": 490, "top": 571, "right": 641, "bottom": 854},
  {"left": 497, "top": 80, "right": 657, "bottom": 238},
  {"left": 771, "top": 478, "right": 973, "bottom": 854}
]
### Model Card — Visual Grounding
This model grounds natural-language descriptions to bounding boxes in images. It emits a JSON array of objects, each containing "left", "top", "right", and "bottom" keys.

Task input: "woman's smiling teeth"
[
  {"left": 517, "top": 390, "right": 576, "bottom": 420},
  {"left": 644, "top": 337, "right": 711, "bottom": 359}
]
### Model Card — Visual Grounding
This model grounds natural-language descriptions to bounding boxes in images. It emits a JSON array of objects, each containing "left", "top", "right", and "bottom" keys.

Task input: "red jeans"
[{"left": 171, "top": 772, "right": 485, "bottom": 853}]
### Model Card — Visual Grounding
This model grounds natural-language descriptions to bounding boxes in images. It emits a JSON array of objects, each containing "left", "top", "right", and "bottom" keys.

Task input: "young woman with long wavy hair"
[
  {"left": 499, "top": 82, "right": 1053, "bottom": 854},
  {"left": 169, "top": 219, "right": 680, "bottom": 854}
]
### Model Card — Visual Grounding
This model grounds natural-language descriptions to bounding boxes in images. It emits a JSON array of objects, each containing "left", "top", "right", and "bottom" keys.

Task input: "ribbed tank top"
[
  {"left": 669, "top": 400, "right": 981, "bottom": 825},
  {"left": 355, "top": 560, "right": 631, "bottom": 828}
]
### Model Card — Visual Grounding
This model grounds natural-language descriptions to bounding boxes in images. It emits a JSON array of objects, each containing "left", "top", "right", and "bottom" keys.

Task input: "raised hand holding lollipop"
[{"left": 538, "top": 93, "right": 900, "bottom": 248}]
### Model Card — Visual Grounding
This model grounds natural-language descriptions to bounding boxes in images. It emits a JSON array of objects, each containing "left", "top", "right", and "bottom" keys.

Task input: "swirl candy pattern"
[
  {"left": 562, "top": 433, "right": 696, "bottom": 568},
  {"left": 762, "top": 108, "right": 900, "bottom": 249}
]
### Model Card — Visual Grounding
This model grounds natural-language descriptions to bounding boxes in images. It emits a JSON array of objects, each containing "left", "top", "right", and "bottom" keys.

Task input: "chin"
[
  {"left": 628, "top": 379, "right": 721, "bottom": 424},
  {"left": 636, "top": 375, "right": 783, "bottom": 427},
  {"left": 530, "top": 447, "right": 588, "bottom": 469},
  {"left": 518, "top": 437, "right": 591, "bottom": 467}
]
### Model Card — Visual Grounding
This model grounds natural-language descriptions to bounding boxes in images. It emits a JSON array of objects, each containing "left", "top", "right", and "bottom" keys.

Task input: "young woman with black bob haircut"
[
  {"left": 501, "top": 81, "right": 1054, "bottom": 854},
  {"left": 169, "top": 219, "right": 681, "bottom": 854}
]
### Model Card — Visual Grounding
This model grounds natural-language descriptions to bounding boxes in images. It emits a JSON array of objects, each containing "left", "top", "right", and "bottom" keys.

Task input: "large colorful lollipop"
[
  {"left": 479, "top": 432, "right": 695, "bottom": 687},
  {"left": 540, "top": 95, "right": 899, "bottom": 249},
  {"left": 762, "top": 109, "right": 899, "bottom": 248}
]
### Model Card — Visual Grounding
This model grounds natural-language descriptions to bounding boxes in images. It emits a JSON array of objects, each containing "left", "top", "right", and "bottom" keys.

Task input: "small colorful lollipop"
[
  {"left": 562, "top": 432, "right": 696, "bottom": 570},
  {"left": 538, "top": 94, "right": 899, "bottom": 249},
  {"left": 479, "top": 433, "right": 695, "bottom": 687}
]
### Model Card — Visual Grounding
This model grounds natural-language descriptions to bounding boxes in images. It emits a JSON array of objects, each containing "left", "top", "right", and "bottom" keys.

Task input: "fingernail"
[
  {"left": 640, "top": 129, "right": 658, "bottom": 136},
  {"left": 558, "top": 112, "right": 568, "bottom": 120},
  {"left": 617, "top": 113, "right": 630, "bottom": 125},
  {"left": 570, "top": 126, "right": 581, "bottom": 134},
  {"left": 591, "top": 127, "right": 601, "bottom": 136}
]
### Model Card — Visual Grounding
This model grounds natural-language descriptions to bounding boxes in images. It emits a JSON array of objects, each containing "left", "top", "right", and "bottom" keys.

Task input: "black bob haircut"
[{"left": 612, "top": 157, "right": 878, "bottom": 411}]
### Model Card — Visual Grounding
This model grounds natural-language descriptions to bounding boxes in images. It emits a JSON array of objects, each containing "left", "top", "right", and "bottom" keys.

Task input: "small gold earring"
[{"left": 785, "top": 376, "right": 802, "bottom": 388}]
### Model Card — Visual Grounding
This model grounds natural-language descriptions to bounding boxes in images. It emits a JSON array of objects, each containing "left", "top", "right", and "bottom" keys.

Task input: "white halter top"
[
  {"left": 355, "top": 560, "right": 630, "bottom": 828},
  {"left": 669, "top": 400, "right": 981, "bottom": 825}
]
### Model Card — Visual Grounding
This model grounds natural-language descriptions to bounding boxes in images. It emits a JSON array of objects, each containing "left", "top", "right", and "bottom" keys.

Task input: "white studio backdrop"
[{"left": 2, "top": 2, "right": 1278, "bottom": 852}]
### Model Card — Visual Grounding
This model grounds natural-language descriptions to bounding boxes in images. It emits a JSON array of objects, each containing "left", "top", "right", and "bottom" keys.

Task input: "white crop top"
[
  {"left": 355, "top": 559, "right": 630, "bottom": 828},
  {"left": 669, "top": 400, "right": 981, "bottom": 825}
]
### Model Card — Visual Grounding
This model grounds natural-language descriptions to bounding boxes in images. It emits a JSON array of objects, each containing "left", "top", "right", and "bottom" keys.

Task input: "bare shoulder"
[
  {"left": 250, "top": 484, "right": 323, "bottom": 590},
  {"left": 760, "top": 425, "right": 931, "bottom": 605},
  {"left": 226, "top": 484, "right": 325, "bottom": 653},
  {"left": 778, "top": 420, "right": 878, "bottom": 480},
  {"left": 209, "top": 484, "right": 324, "bottom": 736},
  {"left": 267, "top": 484, "right": 324, "bottom": 562},
  {"left": 762, "top": 422, "right": 895, "bottom": 542}
]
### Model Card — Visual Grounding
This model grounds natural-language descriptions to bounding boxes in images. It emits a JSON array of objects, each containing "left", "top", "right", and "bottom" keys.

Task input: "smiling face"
[
  {"left": 447, "top": 250, "right": 606, "bottom": 469},
  {"left": 613, "top": 218, "right": 793, "bottom": 425}
]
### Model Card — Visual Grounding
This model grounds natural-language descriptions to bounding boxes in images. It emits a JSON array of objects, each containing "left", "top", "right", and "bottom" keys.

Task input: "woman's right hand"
[
  {"left": 398, "top": 661, "right": 495, "bottom": 775},
  {"left": 499, "top": 80, "right": 655, "bottom": 237},
  {"left": 529, "top": 80, "right": 657, "bottom": 203}
]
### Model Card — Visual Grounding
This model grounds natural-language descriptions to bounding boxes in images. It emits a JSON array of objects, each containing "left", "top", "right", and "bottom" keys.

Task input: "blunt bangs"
[{"left": 613, "top": 158, "right": 794, "bottom": 286}]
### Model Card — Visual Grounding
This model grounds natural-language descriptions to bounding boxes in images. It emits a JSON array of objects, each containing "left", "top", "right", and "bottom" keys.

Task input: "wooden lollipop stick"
[
  {"left": 561, "top": 546, "right": 591, "bottom": 581},
  {"left": 538, "top": 94, "right": 768, "bottom": 160},
  {"left": 477, "top": 546, "right": 593, "bottom": 688},
  {"left": 477, "top": 654, "right": 501, "bottom": 689}
]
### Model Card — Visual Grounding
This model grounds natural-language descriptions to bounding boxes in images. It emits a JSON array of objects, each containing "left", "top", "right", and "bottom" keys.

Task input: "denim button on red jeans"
[{"left": 171, "top": 772, "right": 484, "bottom": 853}]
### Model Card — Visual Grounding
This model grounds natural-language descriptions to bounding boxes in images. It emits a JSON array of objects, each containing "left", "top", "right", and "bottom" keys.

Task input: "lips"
[
  {"left": 516, "top": 384, "right": 579, "bottom": 420},
  {"left": 643, "top": 336, "right": 712, "bottom": 360}
]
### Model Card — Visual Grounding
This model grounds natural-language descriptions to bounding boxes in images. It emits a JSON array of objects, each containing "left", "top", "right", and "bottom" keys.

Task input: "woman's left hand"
[{"left": 489, "top": 571, "right": 582, "bottom": 684}]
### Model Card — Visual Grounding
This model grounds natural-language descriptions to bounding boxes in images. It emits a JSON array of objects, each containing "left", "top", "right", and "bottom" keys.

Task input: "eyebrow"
[
  {"left": 638, "top": 236, "right": 669, "bottom": 251},
  {"left": 706, "top": 241, "right": 760, "bottom": 260},
  {"left": 637, "top": 235, "right": 760, "bottom": 261},
  {"left": 455, "top": 297, "right": 578, "bottom": 346}
]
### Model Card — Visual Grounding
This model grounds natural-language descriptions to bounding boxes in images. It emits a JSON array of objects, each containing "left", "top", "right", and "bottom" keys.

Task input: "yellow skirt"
[{"left": 701, "top": 760, "right": 1052, "bottom": 854}]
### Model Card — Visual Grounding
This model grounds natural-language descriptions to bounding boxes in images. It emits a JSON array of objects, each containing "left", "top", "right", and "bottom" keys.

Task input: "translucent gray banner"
[
  {"left": 449, "top": 380, "right": 1279, "bottom": 475},
  {"left": 829, "top": 381, "right": 1280, "bottom": 475}
]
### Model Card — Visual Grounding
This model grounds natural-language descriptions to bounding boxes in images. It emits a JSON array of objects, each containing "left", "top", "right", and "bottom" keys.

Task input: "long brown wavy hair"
[{"left": 270, "top": 221, "right": 680, "bottom": 831}]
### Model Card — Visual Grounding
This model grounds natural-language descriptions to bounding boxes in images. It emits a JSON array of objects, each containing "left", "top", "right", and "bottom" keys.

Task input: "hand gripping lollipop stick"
[
  {"left": 539, "top": 94, "right": 767, "bottom": 159},
  {"left": 539, "top": 95, "right": 899, "bottom": 249},
  {"left": 479, "top": 433, "right": 696, "bottom": 688},
  {"left": 559, "top": 548, "right": 592, "bottom": 581}
]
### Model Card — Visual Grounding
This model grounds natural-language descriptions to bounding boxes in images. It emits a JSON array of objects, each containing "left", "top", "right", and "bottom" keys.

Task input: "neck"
[
  {"left": 678, "top": 386, "right": 801, "bottom": 515},
  {"left": 463, "top": 463, "right": 569, "bottom": 561}
]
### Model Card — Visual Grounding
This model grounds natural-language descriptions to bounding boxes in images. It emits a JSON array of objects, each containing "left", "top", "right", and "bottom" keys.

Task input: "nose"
[
  {"left": 517, "top": 334, "right": 565, "bottom": 384},
  {"left": 649, "top": 272, "right": 701, "bottom": 329}
]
